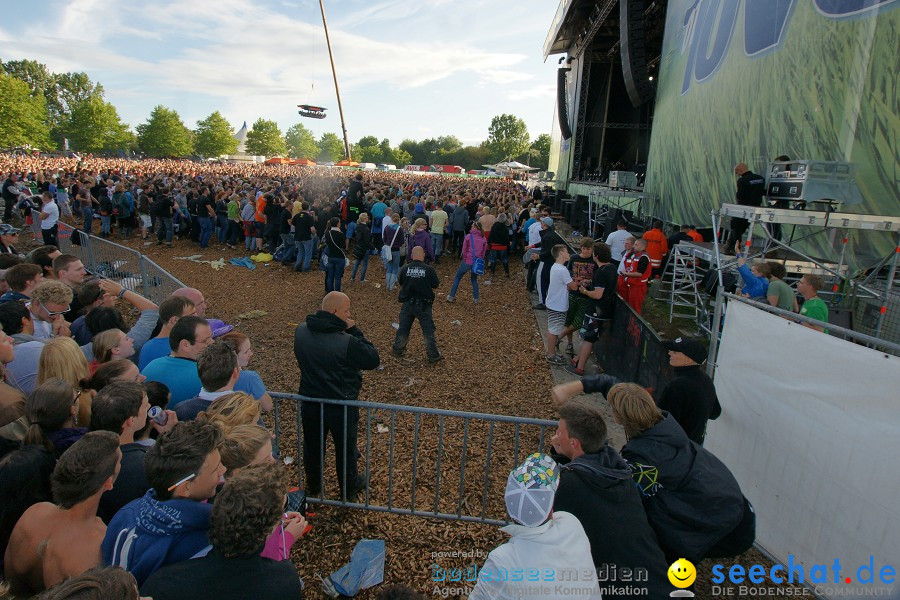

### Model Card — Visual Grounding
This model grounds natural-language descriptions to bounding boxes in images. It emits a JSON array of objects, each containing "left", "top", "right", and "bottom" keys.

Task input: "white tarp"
[{"left": 707, "top": 300, "right": 899, "bottom": 598}]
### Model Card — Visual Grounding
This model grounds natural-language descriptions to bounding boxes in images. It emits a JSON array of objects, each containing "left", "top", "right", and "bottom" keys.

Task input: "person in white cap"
[{"left": 470, "top": 453, "right": 601, "bottom": 600}]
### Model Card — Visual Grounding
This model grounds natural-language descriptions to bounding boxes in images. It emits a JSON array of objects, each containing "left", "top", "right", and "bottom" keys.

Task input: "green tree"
[
  {"left": 530, "top": 133, "right": 551, "bottom": 170},
  {"left": 0, "top": 73, "right": 51, "bottom": 148},
  {"left": 194, "top": 111, "right": 238, "bottom": 157},
  {"left": 355, "top": 135, "right": 383, "bottom": 164},
  {"left": 244, "top": 118, "right": 286, "bottom": 157},
  {"left": 357, "top": 135, "right": 379, "bottom": 148},
  {"left": 285, "top": 123, "right": 319, "bottom": 159},
  {"left": 318, "top": 132, "right": 345, "bottom": 162},
  {"left": 1, "top": 60, "right": 104, "bottom": 148},
  {"left": 486, "top": 114, "right": 530, "bottom": 162},
  {"left": 390, "top": 146, "right": 412, "bottom": 167},
  {"left": 136, "top": 105, "right": 194, "bottom": 157},
  {"left": 65, "top": 96, "right": 131, "bottom": 153},
  {"left": 0, "top": 59, "right": 53, "bottom": 96}
]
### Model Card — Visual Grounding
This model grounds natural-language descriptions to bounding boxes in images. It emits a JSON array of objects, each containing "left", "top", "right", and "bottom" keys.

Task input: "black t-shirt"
[
  {"left": 590, "top": 263, "right": 618, "bottom": 319},
  {"left": 736, "top": 171, "right": 766, "bottom": 206},
  {"left": 568, "top": 255, "right": 595, "bottom": 297},
  {"left": 292, "top": 212, "right": 315, "bottom": 242},
  {"left": 278, "top": 208, "right": 292, "bottom": 235},
  {"left": 151, "top": 193, "right": 174, "bottom": 218},
  {"left": 196, "top": 195, "right": 213, "bottom": 218},
  {"left": 397, "top": 259, "right": 439, "bottom": 302},
  {"left": 323, "top": 229, "right": 345, "bottom": 258}
]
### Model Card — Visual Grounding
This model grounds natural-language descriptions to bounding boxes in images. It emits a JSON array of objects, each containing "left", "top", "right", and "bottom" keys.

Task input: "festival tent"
[
  {"left": 234, "top": 122, "right": 249, "bottom": 154},
  {"left": 264, "top": 157, "right": 292, "bottom": 165},
  {"left": 335, "top": 160, "right": 360, "bottom": 167},
  {"left": 290, "top": 158, "right": 317, "bottom": 166},
  {"left": 484, "top": 161, "right": 538, "bottom": 172}
]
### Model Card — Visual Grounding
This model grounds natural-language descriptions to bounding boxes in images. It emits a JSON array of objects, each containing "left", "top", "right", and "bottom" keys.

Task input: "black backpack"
[{"left": 702, "top": 269, "right": 737, "bottom": 296}]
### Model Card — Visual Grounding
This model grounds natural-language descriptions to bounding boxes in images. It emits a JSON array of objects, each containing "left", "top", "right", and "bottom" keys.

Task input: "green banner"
[{"left": 645, "top": 0, "right": 898, "bottom": 264}]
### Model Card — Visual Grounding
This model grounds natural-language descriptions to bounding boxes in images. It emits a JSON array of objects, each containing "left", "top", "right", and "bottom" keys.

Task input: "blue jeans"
[
  {"left": 156, "top": 216, "right": 173, "bottom": 243},
  {"left": 449, "top": 261, "right": 478, "bottom": 301},
  {"left": 345, "top": 221, "right": 356, "bottom": 243},
  {"left": 198, "top": 217, "right": 213, "bottom": 248},
  {"left": 352, "top": 253, "right": 370, "bottom": 280},
  {"left": 325, "top": 257, "right": 345, "bottom": 292},
  {"left": 100, "top": 214, "right": 111, "bottom": 235},
  {"left": 216, "top": 215, "right": 229, "bottom": 242},
  {"left": 81, "top": 207, "right": 93, "bottom": 235},
  {"left": 431, "top": 233, "right": 443, "bottom": 258},
  {"left": 279, "top": 234, "right": 297, "bottom": 262},
  {"left": 489, "top": 248, "right": 508, "bottom": 273},
  {"left": 227, "top": 221, "right": 239, "bottom": 245},
  {"left": 386, "top": 251, "right": 402, "bottom": 275},
  {"left": 294, "top": 239, "right": 314, "bottom": 271}
]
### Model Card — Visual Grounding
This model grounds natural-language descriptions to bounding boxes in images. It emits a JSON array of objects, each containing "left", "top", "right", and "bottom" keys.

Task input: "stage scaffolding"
[{"left": 709, "top": 203, "right": 900, "bottom": 346}]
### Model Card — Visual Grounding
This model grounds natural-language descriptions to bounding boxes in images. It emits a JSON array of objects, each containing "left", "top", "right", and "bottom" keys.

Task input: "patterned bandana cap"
[{"left": 504, "top": 453, "right": 559, "bottom": 527}]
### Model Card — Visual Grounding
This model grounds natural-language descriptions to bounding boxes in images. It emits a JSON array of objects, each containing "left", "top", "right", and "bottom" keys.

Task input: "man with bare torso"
[{"left": 3, "top": 431, "right": 121, "bottom": 596}]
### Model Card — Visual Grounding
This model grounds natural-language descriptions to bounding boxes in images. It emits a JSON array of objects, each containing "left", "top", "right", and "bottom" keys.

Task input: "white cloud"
[
  {"left": 2, "top": 0, "right": 561, "bottom": 140},
  {"left": 506, "top": 84, "right": 556, "bottom": 102}
]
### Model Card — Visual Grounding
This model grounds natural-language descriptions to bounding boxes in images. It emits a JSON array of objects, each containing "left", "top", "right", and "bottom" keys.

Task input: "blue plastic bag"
[{"left": 323, "top": 539, "right": 385, "bottom": 597}]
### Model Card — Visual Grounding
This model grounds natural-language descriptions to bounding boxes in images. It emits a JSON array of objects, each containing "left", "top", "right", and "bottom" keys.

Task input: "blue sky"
[{"left": 1, "top": 0, "right": 561, "bottom": 146}]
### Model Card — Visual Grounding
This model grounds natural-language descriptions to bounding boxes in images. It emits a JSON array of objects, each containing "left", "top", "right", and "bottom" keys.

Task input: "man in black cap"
[
  {"left": 0, "top": 224, "right": 22, "bottom": 255},
  {"left": 391, "top": 246, "right": 441, "bottom": 363},
  {"left": 658, "top": 337, "right": 721, "bottom": 445}
]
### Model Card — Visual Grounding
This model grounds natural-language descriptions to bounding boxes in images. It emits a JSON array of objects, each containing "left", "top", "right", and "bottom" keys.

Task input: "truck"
[{"left": 431, "top": 165, "right": 465, "bottom": 174}]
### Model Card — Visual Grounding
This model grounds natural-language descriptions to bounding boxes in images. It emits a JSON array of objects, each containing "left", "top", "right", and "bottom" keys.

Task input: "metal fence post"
[{"left": 707, "top": 286, "right": 725, "bottom": 378}]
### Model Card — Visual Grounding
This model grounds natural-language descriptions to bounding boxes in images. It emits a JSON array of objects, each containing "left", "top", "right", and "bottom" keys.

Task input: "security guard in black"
[{"left": 392, "top": 246, "right": 441, "bottom": 362}]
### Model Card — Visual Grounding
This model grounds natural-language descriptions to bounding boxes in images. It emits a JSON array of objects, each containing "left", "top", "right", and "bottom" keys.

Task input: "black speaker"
[
  {"left": 620, "top": 0, "right": 655, "bottom": 107},
  {"left": 605, "top": 208, "right": 623, "bottom": 237},
  {"left": 557, "top": 68, "right": 573, "bottom": 140}
]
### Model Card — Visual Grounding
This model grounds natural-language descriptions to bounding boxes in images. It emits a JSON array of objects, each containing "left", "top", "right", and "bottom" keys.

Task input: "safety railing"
[
  {"left": 270, "top": 392, "right": 557, "bottom": 526},
  {"left": 706, "top": 291, "right": 900, "bottom": 377},
  {"left": 58, "top": 223, "right": 185, "bottom": 304}
]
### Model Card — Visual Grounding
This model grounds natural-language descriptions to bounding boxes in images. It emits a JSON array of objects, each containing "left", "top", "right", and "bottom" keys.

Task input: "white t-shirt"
[
  {"left": 527, "top": 222, "right": 543, "bottom": 246},
  {"left": 605, "top": 228, "right": 630, "bottom": 261},
  {"left": 546, "top": 262, "right": 573, "bottom": 312},
  {"left": 41, "top": 201, "right": 59, "bottom": 229}
]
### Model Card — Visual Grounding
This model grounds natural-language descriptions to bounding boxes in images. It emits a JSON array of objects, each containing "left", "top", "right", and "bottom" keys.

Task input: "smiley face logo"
[{"left": 668, "top": 558, "right": 696, "bottom": 588}]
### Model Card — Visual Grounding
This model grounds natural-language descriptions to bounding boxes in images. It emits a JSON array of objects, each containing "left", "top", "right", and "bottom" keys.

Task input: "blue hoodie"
[{"left": 102, "top": 489, "right": 212, "bottom": 586}]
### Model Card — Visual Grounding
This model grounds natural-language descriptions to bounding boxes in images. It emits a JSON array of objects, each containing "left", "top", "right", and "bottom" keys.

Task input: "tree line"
[{"left": 0, "top": 58, "right": 550, "bottom": 169}]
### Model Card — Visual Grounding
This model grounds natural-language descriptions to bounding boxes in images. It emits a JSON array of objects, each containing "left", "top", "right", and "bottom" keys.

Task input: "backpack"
[
  {"left": 118, "top": 192, "right": 134, "bottom": 217},
  {"left": 701, "top": 269, "right": 737, "bottom": 296}
]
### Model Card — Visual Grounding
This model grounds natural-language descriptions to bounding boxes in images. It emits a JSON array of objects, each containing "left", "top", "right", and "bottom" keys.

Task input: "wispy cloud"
[
  {"left": 506, "top": 84, "right": 556, "bottom": 102},
  {"left": 1, "top": 0, "right": 561, "bottom": 141}
]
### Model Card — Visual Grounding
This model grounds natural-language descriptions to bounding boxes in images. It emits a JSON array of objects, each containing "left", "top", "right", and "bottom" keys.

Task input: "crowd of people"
[{"left": 0, "top": 154, "right": 764, "bottom": 599}]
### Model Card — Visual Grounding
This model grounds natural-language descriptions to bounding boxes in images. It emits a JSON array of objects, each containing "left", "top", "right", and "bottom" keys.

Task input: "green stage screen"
[{"left": 645, "top": 0, "right": 898, "bottom": 264}]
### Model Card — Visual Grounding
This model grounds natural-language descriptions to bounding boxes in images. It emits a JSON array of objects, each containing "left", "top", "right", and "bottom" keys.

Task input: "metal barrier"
[
  {"left": 270, "top": 392, "right": 557, "bottom": 526},
  {"left": 57, "top": 223, "right": 185, "bottom": 303}
]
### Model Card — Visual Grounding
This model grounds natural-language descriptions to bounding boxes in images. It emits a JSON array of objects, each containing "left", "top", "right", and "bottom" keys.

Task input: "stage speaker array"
[
  {"left": 620, "top": 0, "right": 655, "bottom": 107},
  {"left": 557, "top": 68, "right": 573, "bottom": 140}
]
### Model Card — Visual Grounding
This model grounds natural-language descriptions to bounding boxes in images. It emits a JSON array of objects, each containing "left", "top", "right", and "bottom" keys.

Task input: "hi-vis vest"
[{"left": 624, "top": 251, "right": 652, "bottom": 285}]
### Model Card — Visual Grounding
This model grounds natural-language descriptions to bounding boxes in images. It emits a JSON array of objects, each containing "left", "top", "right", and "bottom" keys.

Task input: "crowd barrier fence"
[
  {"left": 57, "top": 222, "right": 186, "bottom": 305},
  {"left": 270, "top": 392, "right": 557, "bottom": 526}
]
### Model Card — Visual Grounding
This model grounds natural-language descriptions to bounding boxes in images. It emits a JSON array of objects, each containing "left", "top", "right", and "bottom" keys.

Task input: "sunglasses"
[{"left": 38, "top": 300, "right": 70, "bottom": 317}]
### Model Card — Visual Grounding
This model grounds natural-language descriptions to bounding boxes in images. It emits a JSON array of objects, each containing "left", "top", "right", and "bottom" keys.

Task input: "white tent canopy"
[{"left": 483, "top": 161, "right": 538, "bottom": 172}]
